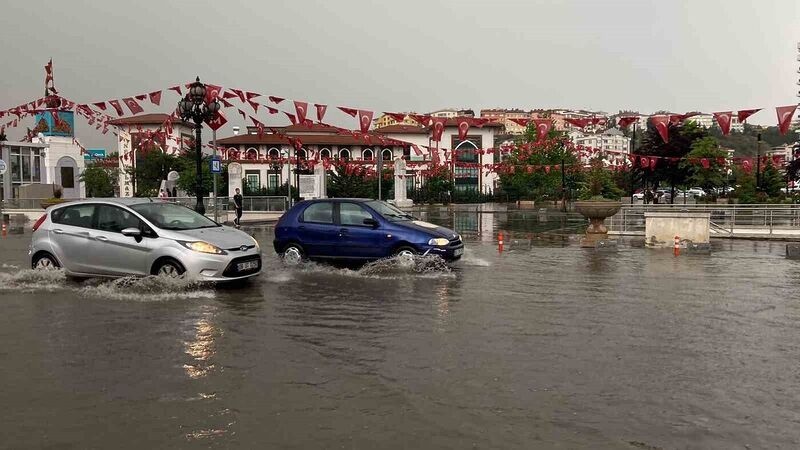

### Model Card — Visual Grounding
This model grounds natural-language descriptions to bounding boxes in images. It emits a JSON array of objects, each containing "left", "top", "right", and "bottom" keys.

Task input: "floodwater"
[{"left": 1, "top": 208, "right": 800, "bottom": 449}]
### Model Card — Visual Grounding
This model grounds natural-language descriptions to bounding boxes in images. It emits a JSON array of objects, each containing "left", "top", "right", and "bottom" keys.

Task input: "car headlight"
[
  {"left": 250, "top": 235, "right": 260, "bottom": 251},
  {"left": 181, "top": 241, "right": 226, "bottom": 255},
  {"left": 428, "top": 238, "right": 449, "bottom": 246}
]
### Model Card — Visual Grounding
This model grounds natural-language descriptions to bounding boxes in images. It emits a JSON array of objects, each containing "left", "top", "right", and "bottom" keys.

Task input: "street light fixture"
[{"left": 177, "top": 76, "right": 220, "bottom": 214}]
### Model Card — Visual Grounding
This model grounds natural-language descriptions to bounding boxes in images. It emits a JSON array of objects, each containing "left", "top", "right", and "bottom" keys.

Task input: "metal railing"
[
  {"left": 607, "top": 204, "right": 800, "bottom": 236},
  {"left": 0, "top": 196, "right": 288, "bottom": 213}
]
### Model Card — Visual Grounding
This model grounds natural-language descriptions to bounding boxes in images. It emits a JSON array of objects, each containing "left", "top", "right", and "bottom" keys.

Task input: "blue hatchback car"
[{"left": 273, "top": 199, "right": 464, "bottom": 264}]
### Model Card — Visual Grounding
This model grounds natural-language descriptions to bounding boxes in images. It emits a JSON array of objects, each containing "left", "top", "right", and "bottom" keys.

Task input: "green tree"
[
  {"left": 176, "top": 155, "right": 216, "bottom": 196},
  {"left": 499, "top": 125, "right": 582, "bottom": 201},
  {"left": 734, "top": 168, "right": 757, "bottom": 204},
  {"left": 760, "top": 160, "right": 784, "bottom": 198},
  {"left": 680, "top": 136, "right": 727, "bottom": 194},
  {"left": 326, "top": 164, "right": 392, "bottom": 199},
  {"left": 579, "top": 157, "right": 623, "bottom": 200},
  {"left": 80, "top": 163, "right": 116, "bottom": 197},
  {"left": 129, "top": 150, "right": 180, "bottom": 196},
  {"left": 638, "top": 120, "right": 708, "bottom": 200}
]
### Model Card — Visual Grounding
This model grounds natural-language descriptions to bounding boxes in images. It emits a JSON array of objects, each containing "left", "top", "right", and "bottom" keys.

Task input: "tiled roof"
[
  {"left": 375, "top": 124, "right": 428, "bottom": 134},
  {"left": 108, "top": 113, "right": 192, "bottom": 127}
]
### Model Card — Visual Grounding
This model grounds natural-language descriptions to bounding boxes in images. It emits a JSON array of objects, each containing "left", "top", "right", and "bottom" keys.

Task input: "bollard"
[
  {"left": 498, "top": 231, "right": 504, "bottom": 253},
  {"left": 674, "top": 235, "right": 680, "bottom": 257}
]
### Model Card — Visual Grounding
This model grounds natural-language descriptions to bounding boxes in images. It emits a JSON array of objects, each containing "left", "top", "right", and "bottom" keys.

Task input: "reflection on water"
[{"left": 2, "top": 210, "right": 800, "bottom": 449}]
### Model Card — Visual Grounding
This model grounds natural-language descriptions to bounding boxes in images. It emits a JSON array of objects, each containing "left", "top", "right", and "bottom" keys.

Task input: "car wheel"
[
  {"left": 32, "top": 253, "right": 59, "bottom": 270},
  {"left": 154, "top": 259, "right": 185, "bottom": 278},
  {"left": 282, "top": 244, "right": 304, "bottom": 265},
  {"left": 393, "top": 246, "right": 417, "bottom": 258}
]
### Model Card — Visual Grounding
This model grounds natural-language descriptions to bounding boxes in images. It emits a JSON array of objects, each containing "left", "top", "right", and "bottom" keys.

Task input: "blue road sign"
[{"left": 210, "top": 156, "right": 222, "bottom": 174}]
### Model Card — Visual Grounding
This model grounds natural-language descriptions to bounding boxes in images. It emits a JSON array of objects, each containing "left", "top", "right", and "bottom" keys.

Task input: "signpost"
[
  {"left": 83, "top": 149, "right": 106, "bottom": 161},
  {"left": 210, "top": 156, "right": 222, "bottom": 174},
  {"left": 0, "top": 159, "right": 6, "bottom": 219}
]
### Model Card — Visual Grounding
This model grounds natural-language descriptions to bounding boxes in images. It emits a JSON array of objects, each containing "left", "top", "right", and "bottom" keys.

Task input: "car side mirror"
[
  {"left": 121, "top": 227, "right": 142, "bottom": 238},
  {"left": 363, "top": 218, "right": 379, "bottom": 228}
]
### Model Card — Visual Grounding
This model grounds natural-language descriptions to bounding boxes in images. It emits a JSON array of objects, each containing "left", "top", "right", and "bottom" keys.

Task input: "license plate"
[
  {"left": 454, "top": 248, "right": 463, "bottom": 257},
  {"left": 237, "top": 260, "right": 259, "bottom": 271}
]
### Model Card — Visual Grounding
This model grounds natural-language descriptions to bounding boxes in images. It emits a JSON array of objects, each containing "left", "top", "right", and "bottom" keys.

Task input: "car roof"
[
  {"left": 303, "top": 198, "right": 373, "bottom": 203},
  {"left": 51, "top": 198, "right": 169, "bottom": 208}
]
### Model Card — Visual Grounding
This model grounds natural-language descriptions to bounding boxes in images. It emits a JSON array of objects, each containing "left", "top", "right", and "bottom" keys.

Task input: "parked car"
[
  {"left": 273, "top": 199, "right": 464, "bottom": 264},
  {"left": 686, "top": 187, "right": 706, "bottom": 197},
  {"left": 29, "top": 199, "right": 262, "bottom": 282}
]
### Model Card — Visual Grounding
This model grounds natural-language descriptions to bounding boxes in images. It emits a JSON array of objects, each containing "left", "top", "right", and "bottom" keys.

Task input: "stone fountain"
[{"left": 574, "top": 200, "right": 621, "bottom": 247}]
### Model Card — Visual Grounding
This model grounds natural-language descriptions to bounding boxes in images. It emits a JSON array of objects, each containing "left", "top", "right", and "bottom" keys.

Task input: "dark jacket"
[{"left": 233, "top": 194, "right": 243, "bottom": 210}]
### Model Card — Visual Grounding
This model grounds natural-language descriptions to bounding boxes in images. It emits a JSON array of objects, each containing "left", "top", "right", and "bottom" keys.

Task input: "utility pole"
[
  {"left": 212, "top": 128, "right": 218, "bottom": 222},
  {"left": 630, "top": 122, "right": 637, "bottom": 204},
  {"left": 377, "top": 148, "right": 383, "bottom": 200}
]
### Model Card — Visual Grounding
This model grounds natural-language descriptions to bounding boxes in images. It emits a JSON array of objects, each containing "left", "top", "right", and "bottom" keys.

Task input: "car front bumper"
[
  {"left": 419, "top": 243, "right": 464, "bottom": 261},
  {"left": 181, "top": 249, "right": 263, "bottom": 282}
]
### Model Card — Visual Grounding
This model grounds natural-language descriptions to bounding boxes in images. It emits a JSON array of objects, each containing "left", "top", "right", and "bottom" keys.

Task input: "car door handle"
[
  {"left": 339, "top": 228, "right": 349, "bottom": 233},
  {"left": 94, "top": 235, "right": 108, "bottom": 242},
  {"left": 52, "top": 228, "right": 64, "bottom": 234},
  {"left": 298, "top": 226, "right": 306, "bottom": 230}
]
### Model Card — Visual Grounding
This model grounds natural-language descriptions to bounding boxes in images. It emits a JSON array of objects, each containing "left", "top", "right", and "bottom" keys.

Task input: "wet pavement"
[{"left": 2, "top": 209, "right": 800, "bottom": 449}]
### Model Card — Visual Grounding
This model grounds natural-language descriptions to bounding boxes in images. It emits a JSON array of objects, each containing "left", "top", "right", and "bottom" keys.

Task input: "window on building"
[
  {"left": 320, "top": 148, "right": 331, "bottom": 159},
  {"left": 339, "top": 148, "right": 350, "bottom": 160},
  {"left": 268, "top": 174, "right": 279, "bottom": 189},
  {"left": 298, "top": 149, "right": 307, "bottom": 160},
  {"left": 268, "top": 148, "right": 280, "bottom": 160},
  {"left": 382, "top": 149, "right": 393, "bottom": 161},
  {"left": 362, "top": 149, "right": 373, "bottom": 161},
  {"left": 245, "top": 170, "right": 260, "bottom": 192}
]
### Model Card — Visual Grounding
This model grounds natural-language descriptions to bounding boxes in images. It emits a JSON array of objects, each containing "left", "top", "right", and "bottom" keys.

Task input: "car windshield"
[
  {"left": 366, "top": 200, "right": 414, "bottom": 222},
  {"left": 130, "top": 202, "right": 220, "bottom": 230}
]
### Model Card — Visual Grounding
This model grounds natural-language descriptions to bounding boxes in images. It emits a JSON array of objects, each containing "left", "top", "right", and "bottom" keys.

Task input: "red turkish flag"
[
  {"left": 247, "top": 100, "right": 259, "bottom": 113},
  {"left": 617, "top": 116, "right": 638, "bottom": 128},
  {"left": 338, "top": 106, "right": 358, "bottom": 117},
  {"left": 205, "top": 84, "right": 223, "bottom": 104},
  {"left": 358, "top": 110, "right": 373, "bottom": 133},
  {"left": 267, "top": 106, "right": 279, "bottom": 114},
  {"left": 565, "top": 118, "right": 590, "bottom": 128},
  {"left": 700, "top": 158, "right": 710, "bottom": 169},
  {"left": 237, "top": 109, "right": 247, "bottom": 120},
  {"left": 294, "top": 101, "right": 308, "bottom": 124},
  {"left": 250, "top": 117, "right": 265, "bottom": 137},
  {"left": 230, "top": 89, "right": 245, "bottom": 103},
  {"left": 650, "top": 115, "right": 670, "bottom": 143},
  {"left": 457, "top": 117, "right": 472, "bottom": 141},
  {"left": 508, "top": 118, "right": 530, "bottom": 127},
  {"left": 108, "top": 100, "right": 124, "bottom": 116},
  {"left": 122, "top": 98, "right": 144, "bottom": 115},
  {"left": 411, "top": 144, "right": 423, "bottom": 156},
  {"left": 148, "top": 90, "right": 162, "bottom": 106},
  {"left": 284, "top": 112, "right": 297, "bottom": 125},
  {"left": 742, "top": 159, "right": 753, "bottom": 173},
  {"left": 268, "top": 96, "right": 284, "bottom": 104},
  {"left": 204, "top": 110, "right": 227, "bottom": 131},
  {"left": 639, "top": 156, "right": 649, "bottom": 168},
  {"left": 776, "top": 105, "right": 797, "bottom": 135},
  {"left": 222, "top": 91, "right": 238, "bottom": 100},
  {"left": 409, "top": 114, "right": 432, "bottom": 126},
  {"left": 315, "top": 104, "right": 327, "bottom": 121},
  {"left": 220, "top": 98, "right": 234, "bottom": 108},
  {"left": 384, "top": 112, "right": 408, "bottom": 123},
  {"left": 168, "top": 85, "right": 182, "bottom": 96},
  {"left": 93, "top": 102, "right": 107, "bottom": 111},
  {"left": 713, "top": 111, "right": 733, "bottom": 135},
  {"left": 532, "top": 119, "right": 552, "bottom": 141},
  {"left": 430, "top": 117, "right": 447, "bottom": 142},
  {"left": 135, "top": 94, "right": 147, "bottom": 101},
  {"left": 737, "top": 109, "right": 761, "bottom": 123}
]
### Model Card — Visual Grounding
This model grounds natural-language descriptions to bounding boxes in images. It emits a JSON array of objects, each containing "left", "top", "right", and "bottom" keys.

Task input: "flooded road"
[{"left": 2, "top": 210, "right": 800, "bottom": 449}]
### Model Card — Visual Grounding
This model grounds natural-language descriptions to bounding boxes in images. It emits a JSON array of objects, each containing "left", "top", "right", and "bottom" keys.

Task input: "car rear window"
[{"left": 301, "top": 202, "right": 333, "bottom": 224}]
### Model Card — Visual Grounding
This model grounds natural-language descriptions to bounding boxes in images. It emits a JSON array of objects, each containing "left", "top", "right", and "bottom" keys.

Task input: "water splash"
[
  {"left": 0, "top": 269, "right": 66, "bottom": 292},
  {"left": 290, "top": 255, "right": 454, "bottom": 279},
  {"left": 79, "top": 276, "right": 215, "bottom": 301},
  {"left": 458, "top": 250, "right": 491, "bottom": 267}
]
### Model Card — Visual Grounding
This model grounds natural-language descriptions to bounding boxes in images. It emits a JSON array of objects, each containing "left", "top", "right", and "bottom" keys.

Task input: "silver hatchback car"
[{"left": 29, "top": 198, "right": 262, "bottom": 282}]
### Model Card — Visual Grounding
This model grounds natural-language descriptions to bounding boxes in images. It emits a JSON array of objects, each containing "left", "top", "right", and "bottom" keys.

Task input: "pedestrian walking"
[{"left": 233, "top": 188, "right": 243, "bottom": 227}]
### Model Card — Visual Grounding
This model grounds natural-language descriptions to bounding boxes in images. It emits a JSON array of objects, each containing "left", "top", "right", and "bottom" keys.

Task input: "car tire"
[
  {"left": 152, "top": 258, "right": 185, "bottom": 278},
  {"left": 32, "top": 252, "right": 60, "bottom": 270},
  {"left": 282, "top": 243, "right": 305, "bottom": 265},
  {"left": 393, "top": 246, "right": 418, "bottom": 258}
]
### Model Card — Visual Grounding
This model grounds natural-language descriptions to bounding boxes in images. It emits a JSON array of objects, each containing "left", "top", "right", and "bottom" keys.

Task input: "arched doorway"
[{"left": 56, "top": 156, "right": 80, "bottom": 198}]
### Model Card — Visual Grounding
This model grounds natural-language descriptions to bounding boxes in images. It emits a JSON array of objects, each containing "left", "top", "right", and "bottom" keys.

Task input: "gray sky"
[{"left": 1, "top": 0, "right": 798, "bottom": 149}]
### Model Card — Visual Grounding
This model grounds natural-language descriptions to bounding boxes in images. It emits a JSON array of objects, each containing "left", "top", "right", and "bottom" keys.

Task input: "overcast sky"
[{"left": 1, "top": 0, "right": 798, "bottom": 149}]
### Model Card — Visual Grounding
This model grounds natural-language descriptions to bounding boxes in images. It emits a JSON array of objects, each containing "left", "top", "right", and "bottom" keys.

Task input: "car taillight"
[{"left": 32, "top": 214, "right": 47, "bottom": 232}]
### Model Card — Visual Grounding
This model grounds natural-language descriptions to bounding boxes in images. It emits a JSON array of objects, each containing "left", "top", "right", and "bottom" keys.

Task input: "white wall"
[{"left": 41, "top": 136, "right": 85, "bottom": 198}]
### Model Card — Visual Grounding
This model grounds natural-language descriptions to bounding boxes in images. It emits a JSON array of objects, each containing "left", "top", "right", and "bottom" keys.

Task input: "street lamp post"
[
  {"left": 177, "top": 77, "right": 220, "bottom": 214},
  {"left": 756, "top": 132, "right": 762, "bottom": 192}
]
